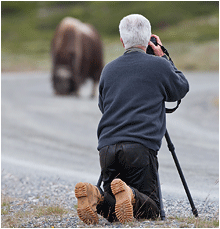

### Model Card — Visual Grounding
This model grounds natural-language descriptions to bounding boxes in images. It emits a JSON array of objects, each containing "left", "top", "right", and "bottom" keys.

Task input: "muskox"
[{"left": 51, "top": 17, "right": 103, "bottom": 97}]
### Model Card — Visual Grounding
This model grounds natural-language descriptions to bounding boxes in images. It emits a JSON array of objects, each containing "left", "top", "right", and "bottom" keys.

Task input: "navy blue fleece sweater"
[{"left": 97, "top": 50, "right": 189, "bottom": 151}]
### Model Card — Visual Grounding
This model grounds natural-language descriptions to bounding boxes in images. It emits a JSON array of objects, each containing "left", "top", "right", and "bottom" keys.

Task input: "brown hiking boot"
[
  {"left": 75, "top": 182, "right": 103, "bottom": 225},
  {"left": 111, "top": 178, "right": 135, "bottom": 223}
]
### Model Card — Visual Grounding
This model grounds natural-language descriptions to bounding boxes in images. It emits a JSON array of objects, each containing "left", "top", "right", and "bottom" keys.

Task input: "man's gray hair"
[{"left": 119, "top": 14, "right": 151, "bottom": 49}]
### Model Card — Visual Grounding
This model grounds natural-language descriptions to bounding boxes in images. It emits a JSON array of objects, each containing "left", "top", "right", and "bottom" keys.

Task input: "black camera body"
[{"left": 146, "top": 37, "right": 158, "bottom": 55}]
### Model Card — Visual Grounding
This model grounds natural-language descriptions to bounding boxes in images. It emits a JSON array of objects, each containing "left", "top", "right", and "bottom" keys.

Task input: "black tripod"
[
  {"left": 163, "top": 130, "right": 198, "bottom": 218},
  {"left": 158, "top": 101, "right": 198, "bottom": 219}
]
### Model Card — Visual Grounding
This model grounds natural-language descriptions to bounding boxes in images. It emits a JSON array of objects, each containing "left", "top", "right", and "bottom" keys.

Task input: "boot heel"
[
  {"left": 111, "top": 179, "right": 133, "bottom": 223},
  {"left": 75, "top": 182, "right": 87, "bottom": 198},
  {"left": 111, "top": 179, "right": 125, "bottom": 195},
  {"left": 77, "top": 206, "right": 98, "bottom": 225}
]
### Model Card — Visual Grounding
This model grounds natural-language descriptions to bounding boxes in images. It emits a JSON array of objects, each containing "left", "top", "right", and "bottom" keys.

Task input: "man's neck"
[
  {"left": 133, "top": 45, "right": 147, "bottom": 52},
  {"left": 125, "top": 46, "right": 146, "bottom": 54}
]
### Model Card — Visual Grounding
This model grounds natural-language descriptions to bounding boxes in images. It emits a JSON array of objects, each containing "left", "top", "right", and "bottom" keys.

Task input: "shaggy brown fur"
[{"left": 51, "top": 17, "right": 103, "bottom": 97}]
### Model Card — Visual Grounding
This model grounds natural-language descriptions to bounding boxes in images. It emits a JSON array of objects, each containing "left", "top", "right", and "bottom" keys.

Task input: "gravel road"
[{"left": 1, "top": 71, "right": 219, "bottom": 227}]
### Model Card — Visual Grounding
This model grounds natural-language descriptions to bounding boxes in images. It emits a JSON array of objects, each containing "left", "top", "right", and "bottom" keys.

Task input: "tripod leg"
[
  {"left": 157, "top": 172, "right": 166, "bottom": 220},
  {"left": 165, "top": 130, "right": 198, "bottom": 217},
  {"left": 97, "top": 174, "right": 102, "bottom": 188}
]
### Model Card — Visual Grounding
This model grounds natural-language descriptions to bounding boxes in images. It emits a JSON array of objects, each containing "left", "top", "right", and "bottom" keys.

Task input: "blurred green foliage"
[
  {"left": 2, "top": 1, "right": 219, "bottom": 35},
  {"left": 1, "top": 1, "right": 219, "bottom": 71}
]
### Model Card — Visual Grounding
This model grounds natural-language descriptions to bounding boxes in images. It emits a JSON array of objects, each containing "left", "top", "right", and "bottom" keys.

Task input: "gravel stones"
[{"left": 1, "top": 170, "right": 219, "bottom": 228}]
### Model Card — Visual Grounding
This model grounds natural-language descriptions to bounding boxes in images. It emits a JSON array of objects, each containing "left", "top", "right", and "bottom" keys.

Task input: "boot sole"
[
  {"left": 75, "top": 182, "right": 98, "bottom": 225},
  {"left": 111, "top": 179, "right": 133, "bottom": 223}
]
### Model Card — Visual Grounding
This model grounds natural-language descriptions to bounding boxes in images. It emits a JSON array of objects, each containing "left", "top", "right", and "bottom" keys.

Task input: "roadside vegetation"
[
  {"left": 1, "top": 194, "right": 219, "bottom": 228},
  {"left": 1, "top": 1, "right": 219, "bottom": 72}
]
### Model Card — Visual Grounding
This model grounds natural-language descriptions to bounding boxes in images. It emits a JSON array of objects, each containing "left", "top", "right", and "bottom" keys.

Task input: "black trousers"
[{"left": 97, "top": 142, "right": 160, "bottom": 222}]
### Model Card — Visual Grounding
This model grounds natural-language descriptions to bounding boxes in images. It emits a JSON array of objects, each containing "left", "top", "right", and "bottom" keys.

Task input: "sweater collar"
[{"left": 124, "top": 47, "right": 146, "bottom": 54}]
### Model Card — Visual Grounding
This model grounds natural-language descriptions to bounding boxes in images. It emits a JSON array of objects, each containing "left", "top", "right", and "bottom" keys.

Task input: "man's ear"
[{"left": 120, "top": 37, "right": 125, "bottom": 48}]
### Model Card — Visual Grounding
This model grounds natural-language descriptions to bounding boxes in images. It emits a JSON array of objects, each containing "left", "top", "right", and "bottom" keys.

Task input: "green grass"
[
  {"left": 1, "top": 194, "right": 69, "bottom": 228},
  {"left": 1, "top": 1, "right": 219, "bottom": 72},
  {"left": 2, "top": 1, "right": 218, "bottom": 38},
  {"left": 1, "top": 38, "right": 219, "bottom": 72},
  {"left": 157, "top": 14, "right": 219, "bottom": 43},
  {"left": 1, "top": 193, "right": 219, "bottom": 228},
  {"left": 169, "top": 216, "right": 219, "bottom": 228}
]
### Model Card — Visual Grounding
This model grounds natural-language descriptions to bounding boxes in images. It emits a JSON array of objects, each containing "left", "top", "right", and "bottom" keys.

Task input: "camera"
[{"left": 146, "top": 37, "right": 158, "bottom": 55}]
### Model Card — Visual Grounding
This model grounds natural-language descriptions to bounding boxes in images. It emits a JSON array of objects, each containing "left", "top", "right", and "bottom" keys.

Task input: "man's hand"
[{"left": 148, "top": 34, "right": 164, "bottom": 57}]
